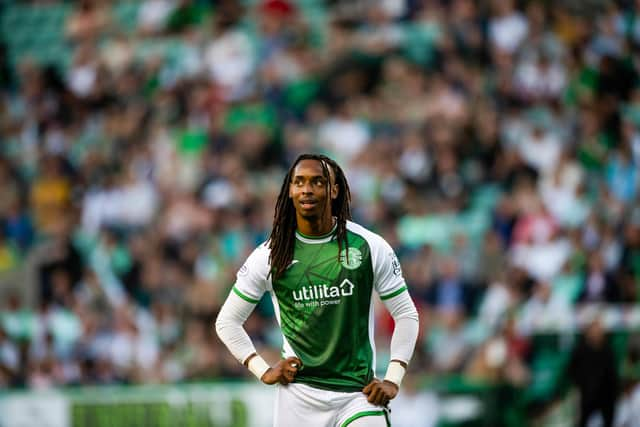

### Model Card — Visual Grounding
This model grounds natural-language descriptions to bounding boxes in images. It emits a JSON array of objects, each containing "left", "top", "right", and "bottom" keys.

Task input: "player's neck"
[{"left": 296, "top": 215, "right": 336, "bottom": 237}]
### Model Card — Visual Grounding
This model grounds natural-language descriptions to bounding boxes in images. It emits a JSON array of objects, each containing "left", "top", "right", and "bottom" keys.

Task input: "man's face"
[{"left": 289, "top": 159, "right": 338, "bottom": 220}]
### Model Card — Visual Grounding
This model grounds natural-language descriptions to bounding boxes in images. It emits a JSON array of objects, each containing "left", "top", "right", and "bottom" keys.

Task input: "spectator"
[
  {"left": 165, "top": 0, "right": 203, "bottom": 34},
  {"left": 0, "top": 325, "right": 19, "bottom": 387},
  {"left": 568, "top": 315, "right": 619, "bottom": 427},
  {"left": 488, "top": 0, "right": 529, "bottom": 54},
  {"left": 317, "top": 99, "right": 371, "bottom": 164},
  {"left": 65, "top": 0, "right": 111, "bottom": 44},
  {"left": 203, "top": 4, "right": 254, "bottom": 102},
  {"left": 0, "top": 5, "right": 639, "bottom": 424},
  {"left": 578, "top": 251, "right": 620, "bottom": 304},
  {"left": 29, "top": 155, "right": 72, "bottom": 235},
  {"left": 426, "top": 256, "right": 475, "bottom": 316},
  {"left": 466, "top": 317, "right": 530, "bottom": 387},
  {"left": 517, "top": 280, "right": 573, "bottom": 335},
  {"left": 425, "top": 308, "right": 471, "bottom": 374},
  {"left": 137, "top": 0, "right": 176, "bottom": 36}
]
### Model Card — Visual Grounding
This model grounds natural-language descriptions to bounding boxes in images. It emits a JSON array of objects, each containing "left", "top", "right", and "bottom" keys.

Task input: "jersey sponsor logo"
[
  {"left": 340, "top": 247, "right": 363, "bottom": 270},
  {"left": 292, "top": 279, "right": 355, "bottom": 307}
]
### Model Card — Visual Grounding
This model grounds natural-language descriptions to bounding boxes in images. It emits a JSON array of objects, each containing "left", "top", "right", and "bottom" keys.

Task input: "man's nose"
[{"left": 302, "top": 182, "right": 313, "bottom": 193}]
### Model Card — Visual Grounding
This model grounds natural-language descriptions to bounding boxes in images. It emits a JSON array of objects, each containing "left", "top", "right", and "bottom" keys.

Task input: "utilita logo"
[{"left": 292, "top": 279, "right": 355, "bottom": 306}]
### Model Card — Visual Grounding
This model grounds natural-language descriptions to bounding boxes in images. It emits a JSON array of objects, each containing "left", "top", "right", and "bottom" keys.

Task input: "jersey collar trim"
[{"left": 295, "top": 223, "right": 337, "bottom": 244}]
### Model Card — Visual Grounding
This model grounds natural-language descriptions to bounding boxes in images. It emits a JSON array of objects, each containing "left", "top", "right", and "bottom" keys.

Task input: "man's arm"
[
  {"left": 215, "top": 291, "right": 301, "bottom": 384},
  {"left": 363, "top": 290, "right": 419, "bottom": 405}
]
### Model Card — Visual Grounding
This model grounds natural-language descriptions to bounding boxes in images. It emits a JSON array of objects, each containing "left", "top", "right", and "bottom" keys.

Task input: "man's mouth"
[{"left": 299, "top": 200, "right": 318, "bottom": 209}]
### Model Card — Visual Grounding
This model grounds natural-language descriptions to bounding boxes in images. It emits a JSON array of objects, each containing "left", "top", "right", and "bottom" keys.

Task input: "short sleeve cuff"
[
  {"left": 379, "top": 285, "right": 407, "bottom": 301},
  {"left": 232, "top": 286, "right": 260, "bottom": 304}
]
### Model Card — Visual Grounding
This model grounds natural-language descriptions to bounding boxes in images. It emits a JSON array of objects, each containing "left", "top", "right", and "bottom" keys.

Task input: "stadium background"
[{"left": 0, "top": 0, "right": 639, "bottom": 426}]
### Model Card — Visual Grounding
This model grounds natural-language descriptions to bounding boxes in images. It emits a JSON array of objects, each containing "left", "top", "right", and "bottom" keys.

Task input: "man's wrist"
[
  {"left": 383, "top": 379, "right": 399, "bottom": 392},
  {"left": 245, "top": 354, "right": 271, "bottom": 380},
  {"left": 384, "top": 360, "right": 407, "bottom": 387},
  {"left": 243, "top": 353, "right": 257, "bottom": 367}
]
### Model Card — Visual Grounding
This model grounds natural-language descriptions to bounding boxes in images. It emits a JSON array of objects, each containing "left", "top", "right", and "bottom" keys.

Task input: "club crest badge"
[{"left": 340, "top": 247, "right": 362, "bottom": 270}]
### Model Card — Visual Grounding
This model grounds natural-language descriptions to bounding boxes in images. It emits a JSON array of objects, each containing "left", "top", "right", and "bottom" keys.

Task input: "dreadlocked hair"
[{"left": 268, "top": 154, "right": 352, "bottom": 279}]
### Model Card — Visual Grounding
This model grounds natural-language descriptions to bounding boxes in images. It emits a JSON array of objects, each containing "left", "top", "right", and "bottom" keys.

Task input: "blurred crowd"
[{"left": 1, "top": 0, "right": 640, "bottom": 421}]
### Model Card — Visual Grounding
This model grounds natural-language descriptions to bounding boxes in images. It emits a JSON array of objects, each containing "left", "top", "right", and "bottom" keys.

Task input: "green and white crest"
[{"left": 340, "top": 247, "right": 362, "bottom": 270}]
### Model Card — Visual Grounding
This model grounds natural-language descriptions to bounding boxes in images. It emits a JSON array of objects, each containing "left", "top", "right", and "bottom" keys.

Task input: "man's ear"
[{"left": 331, "top": 183, "right": 339, "bottom": 200}]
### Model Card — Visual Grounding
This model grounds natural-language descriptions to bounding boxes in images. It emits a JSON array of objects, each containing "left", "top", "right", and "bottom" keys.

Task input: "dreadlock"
[{"left": 269, "top": 154, "right": 352, "bottom": 279}]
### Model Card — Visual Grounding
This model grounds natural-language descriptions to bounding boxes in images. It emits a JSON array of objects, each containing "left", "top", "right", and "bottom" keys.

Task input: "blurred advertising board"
[{"left": 0, "top": 383, "right": 274, "bottom": 427}]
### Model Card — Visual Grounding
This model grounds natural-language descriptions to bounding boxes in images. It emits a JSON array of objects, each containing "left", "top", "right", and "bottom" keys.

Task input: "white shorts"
[{"left": 273, "top": 382, "right": 389, "bottom": 427}]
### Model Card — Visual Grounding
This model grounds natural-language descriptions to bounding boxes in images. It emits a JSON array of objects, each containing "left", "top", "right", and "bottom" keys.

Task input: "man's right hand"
[{"left": 260, "top": 356, "right": 302, "bottom": 385}]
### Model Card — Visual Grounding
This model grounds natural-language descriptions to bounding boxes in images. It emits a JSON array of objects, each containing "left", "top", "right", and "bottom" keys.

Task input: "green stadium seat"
[
  {"left": 2, "top": 2, "right": 70, "bottom": 69},
  {"left": 113, "top": 1, "right": 140, "bottom": 33},
  {"left": 610, "top": 331, "right": 629, "bottom": 369},
  {"left": 523, "top": 349, "right": 571, "bottom": 405}
]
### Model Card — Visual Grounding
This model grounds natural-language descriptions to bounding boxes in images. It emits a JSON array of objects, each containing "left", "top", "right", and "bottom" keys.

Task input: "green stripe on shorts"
[
  {"left": 232, "top": 286, "right": 260, "bottom": 304},
  {"left": 341, "top": 410, "right": 387, "bottom": 427}
]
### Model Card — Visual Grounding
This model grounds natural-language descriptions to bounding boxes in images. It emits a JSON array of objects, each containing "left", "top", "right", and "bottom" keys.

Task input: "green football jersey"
[{"left": 233, "top": 221, "right": 407, "bottom": 392}]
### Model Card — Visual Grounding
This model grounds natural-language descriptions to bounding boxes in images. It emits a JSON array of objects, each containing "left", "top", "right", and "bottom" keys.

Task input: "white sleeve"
[
  {"left": 215, "top": 291, "right": 261, "bottom": 364},
  {"left": 367, "top": 231, "right": 419, "bottom": 363},
  {"left": 215, "top": 243, "right": 271, "bottom": 364},
  {"left": 382, "top": 289, "right": 419, "bottom": 364},
  {"left": 371, "top": 235, "right": 406, "bottom": 298},
  {"left": 232, "top": 243, "right": 271, "bottom": 303}
]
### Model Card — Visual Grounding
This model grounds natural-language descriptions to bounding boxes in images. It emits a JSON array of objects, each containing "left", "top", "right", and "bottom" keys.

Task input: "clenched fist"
[
  {"left": 362, "top": 378, "right": 398, "bottom": 407},
  {"left": 261, "top": 356, "right": 303, "bottom": 385}
]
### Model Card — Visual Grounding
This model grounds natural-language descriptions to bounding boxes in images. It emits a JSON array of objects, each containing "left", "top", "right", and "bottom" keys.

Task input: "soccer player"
[{"left": 215, "top": 154, "right": 420, "bottom": 426}]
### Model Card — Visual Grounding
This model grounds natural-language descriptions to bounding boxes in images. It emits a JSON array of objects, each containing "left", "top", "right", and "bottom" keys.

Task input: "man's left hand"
[{"left": 362, "top": 378, "right": 398, "bottom": 406}]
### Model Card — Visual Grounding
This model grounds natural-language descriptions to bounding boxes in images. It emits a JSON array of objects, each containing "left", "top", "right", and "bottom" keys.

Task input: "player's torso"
[{"left": 271, "top": 230, "right": 375, "bottom": 391}]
